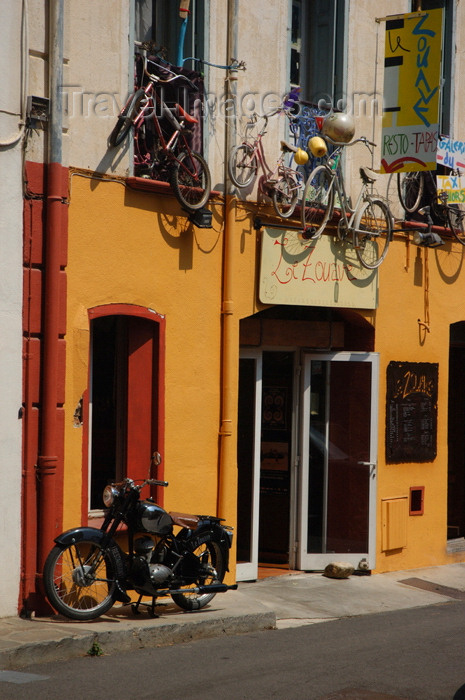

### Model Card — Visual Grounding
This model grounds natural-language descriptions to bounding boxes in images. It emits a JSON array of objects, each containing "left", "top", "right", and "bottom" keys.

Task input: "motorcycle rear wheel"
[
  {"left": 44, "top": 540, "right": 118, "bottom": 620},
  {"left": 171, "top": 540, "right": 225, "bottom": 611}
]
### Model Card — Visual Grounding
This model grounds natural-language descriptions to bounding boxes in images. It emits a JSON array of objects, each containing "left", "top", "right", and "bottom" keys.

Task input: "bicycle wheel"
[
  {"left": 397, "top": 171, "right": 424, "bottom": 214},
  {"left": 446, "top": 204, "right": 465, "bottom": 245},
  {"left": 43, "top": 540, "right": 118, "bottom": 620},
  {"left": 272, "top": 173, "right": 299, "bottom": 218},
  {"left": 301, "top": 165, "right": 334, "bottom": 238},
  {"left": 109, "top": 88, "right": 146, "bottom": 147},
  {"left": 354, "top": 198, "right": 392, "bottom": 269},
  {"left": 170, "top": 151, "right": 211, "bottom": 211},
  {"left": 228, "top": 144, "right": 257, "bottom": 188}
]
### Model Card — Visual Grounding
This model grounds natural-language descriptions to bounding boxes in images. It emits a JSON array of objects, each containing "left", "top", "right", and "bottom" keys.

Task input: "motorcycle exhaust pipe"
[
  {"left": 197, "top": 583, "right": 238, "bottom": 594},
  {"left": 156, "top": 583, "right": 238, "bottom": 596}
]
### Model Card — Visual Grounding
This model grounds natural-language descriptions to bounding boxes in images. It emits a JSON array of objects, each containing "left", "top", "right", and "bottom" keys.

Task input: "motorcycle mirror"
[{"left": 151, "top": 451, "right": 162, "bottom": 468}]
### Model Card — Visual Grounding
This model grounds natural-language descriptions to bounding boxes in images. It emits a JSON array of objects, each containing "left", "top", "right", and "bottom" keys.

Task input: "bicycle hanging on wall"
[
  {"left": 228, "top": 111, "right": 305, "bottom": 219},
  {"left": 397, "top": 168, "right": 465, "bottom": 245},
  {"left": 301, "top": 134, "right": 393, "bottom": 270},
  {"left": 110, "top": 47, "right": 211, "bottom": 212}
]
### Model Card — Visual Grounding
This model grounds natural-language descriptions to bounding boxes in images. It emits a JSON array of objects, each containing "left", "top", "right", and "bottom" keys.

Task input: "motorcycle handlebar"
[
  {"left": 112, "top": 476, "right": 169, "bottom": 491},
  {"left": 146, "top": 478, "right": 169, "bottom": 487}
]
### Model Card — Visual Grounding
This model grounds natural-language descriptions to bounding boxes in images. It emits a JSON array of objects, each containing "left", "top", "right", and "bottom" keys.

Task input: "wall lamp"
[
  {"left": 187, "top": 207, "right": 212, "bottom": 228},
  {"left": 412, "top": 206, "right": 444, "bottom": 248}
]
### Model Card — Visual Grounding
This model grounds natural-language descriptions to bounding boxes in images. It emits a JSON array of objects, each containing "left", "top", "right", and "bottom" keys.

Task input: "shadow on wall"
[{"left": 88, "top": 134, "right": 132, "bottom": 190}]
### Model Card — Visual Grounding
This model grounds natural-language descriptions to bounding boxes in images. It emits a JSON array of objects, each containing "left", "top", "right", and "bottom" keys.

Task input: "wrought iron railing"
[{"left": 289, "top": 102, "right": 331, "bottom": 178}]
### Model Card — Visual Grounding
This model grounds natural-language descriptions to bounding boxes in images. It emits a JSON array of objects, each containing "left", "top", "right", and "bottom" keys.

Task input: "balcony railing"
[{"left": 289, "top": 102, "right": 331, "bottom": 178}]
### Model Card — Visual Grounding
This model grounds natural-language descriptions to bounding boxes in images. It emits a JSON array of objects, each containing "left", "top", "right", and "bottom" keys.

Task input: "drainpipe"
[
  {"left": 176, "top": 0, "right": 191, "bottom": 67},
  {"left": 36, "top": 0, "right": 65, "bottom": 583},
  {"left": 218, "top": 0, "right": 238, "bottom": 524}
]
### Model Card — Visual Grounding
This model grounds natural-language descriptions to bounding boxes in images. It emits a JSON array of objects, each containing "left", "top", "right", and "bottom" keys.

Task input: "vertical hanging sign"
[{"left": 380, "top": 9, "right": 443, "bottom": 175}]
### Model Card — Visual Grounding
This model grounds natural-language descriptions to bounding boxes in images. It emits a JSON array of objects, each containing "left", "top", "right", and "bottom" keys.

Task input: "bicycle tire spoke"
[
  {"left": 301, "top": 165, "right": 334, "bottom": 237},
  {"left": 354, "top": 199, "right": 391, "bottom": 269}
]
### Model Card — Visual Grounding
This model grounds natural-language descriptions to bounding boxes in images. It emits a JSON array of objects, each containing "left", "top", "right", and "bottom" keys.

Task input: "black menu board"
[{"left": 386, "top": 361, "right": 438, "bottom": 463}]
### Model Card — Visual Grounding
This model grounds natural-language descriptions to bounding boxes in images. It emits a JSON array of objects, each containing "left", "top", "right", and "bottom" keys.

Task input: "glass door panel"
[{"left": 298, "top": 352, "right": 378, "bottom": 570}]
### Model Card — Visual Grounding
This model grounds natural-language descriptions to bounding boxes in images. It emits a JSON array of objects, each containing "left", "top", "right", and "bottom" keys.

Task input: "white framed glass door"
[
  {"left": 297, "top": 352, "right": 379, "bottom": 570},
  {"left": 236, "top": 350, "right": 262, "bottom": 581}
]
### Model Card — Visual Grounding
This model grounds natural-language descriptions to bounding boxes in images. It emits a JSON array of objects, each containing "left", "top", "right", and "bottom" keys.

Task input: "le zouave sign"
[
  {"left": 381, "top": 9, "right": 443, "bottom": 174},
  {"left": 259, "top": 228, "right": 378, "bottom": 310}
]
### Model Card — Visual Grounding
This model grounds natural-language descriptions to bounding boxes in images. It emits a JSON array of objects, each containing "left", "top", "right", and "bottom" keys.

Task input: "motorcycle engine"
[
  {"left": 148, "top": 563, "right": 172, "bottom": 584},
  {"left": 133, "top": 536, "right": 172, "bottom": 586}
]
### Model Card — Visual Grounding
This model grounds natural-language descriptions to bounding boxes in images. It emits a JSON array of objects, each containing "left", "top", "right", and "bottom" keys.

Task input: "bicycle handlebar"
[
  {"left": 246, "top": 106, "right": 293, "bottom": 129},
  {"left": 324, "top": 134, "right": 377, "bottom": 149},
  {"left": 134, "top": 52, "right": 198, "bottom": 91},
  {"left": 145, "top": 63, "right": 197, "bottom": 91}
]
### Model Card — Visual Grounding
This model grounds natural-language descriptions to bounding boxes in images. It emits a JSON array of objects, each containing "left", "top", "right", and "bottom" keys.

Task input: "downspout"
[
  {"left": 176, "top": 0, "right": 191, "bottom": 67},
  {"left": 36, "top": 0, "right": 65, "bottom": 585},
  {"left": 218, "top": 0, "right": 238, "bottom": 525}
]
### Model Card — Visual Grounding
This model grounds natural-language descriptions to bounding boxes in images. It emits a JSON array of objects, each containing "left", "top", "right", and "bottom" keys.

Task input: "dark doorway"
[
  {"left": 258, "top": 352, "right": 294, "bottom": 564},
  {"left": 90, "top": 314, "right": 159, "bottom": 510},
  {"left": 448, "top": 322, "right": 465, "bottom": 539}
]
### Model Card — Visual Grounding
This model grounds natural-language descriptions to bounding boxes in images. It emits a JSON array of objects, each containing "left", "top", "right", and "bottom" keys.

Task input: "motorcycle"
[{"left": 43, "top": 452, "right": 237, "bottom": 620}]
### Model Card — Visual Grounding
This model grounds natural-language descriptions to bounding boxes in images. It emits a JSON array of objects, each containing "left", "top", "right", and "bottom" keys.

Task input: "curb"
[{"left": 0, "top": 609, "right": 276, "bottom": 670}]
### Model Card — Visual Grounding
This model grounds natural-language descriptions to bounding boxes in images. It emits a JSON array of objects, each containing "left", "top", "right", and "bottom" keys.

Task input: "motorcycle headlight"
[{"left": 103, "top": 485, "right": 119, "bottom": 507}]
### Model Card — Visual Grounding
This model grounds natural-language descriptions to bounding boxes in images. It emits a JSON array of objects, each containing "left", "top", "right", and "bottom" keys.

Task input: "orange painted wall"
[
  {"left": 374, "top": 232, "right": 465, "bottom": 572},
  {"left": 64, "top": 173, "right": 230, "bottom": 530},
  {"left": 65, "top": 170, "right": 465, "bottom": 577}
]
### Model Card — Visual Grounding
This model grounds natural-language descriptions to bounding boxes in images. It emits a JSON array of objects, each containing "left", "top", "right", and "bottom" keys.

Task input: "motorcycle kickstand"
[
  {"left": 131, "top": 595, "right": 144, "bottom": 615},
  {"left": 131, "top": 594, "right": 160, "bottom": 618},
  {"left": 148, "top": 597, "right": 159, "bottom": 618}
]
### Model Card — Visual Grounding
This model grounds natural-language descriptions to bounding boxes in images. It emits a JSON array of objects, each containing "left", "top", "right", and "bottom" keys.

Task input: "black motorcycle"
[{"left": 43, "top": 453, "right": 237, "bottom": 620}]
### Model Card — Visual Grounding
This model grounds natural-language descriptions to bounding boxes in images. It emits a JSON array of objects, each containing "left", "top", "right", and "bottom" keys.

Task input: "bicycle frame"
[
  {"left": 301, "top": 135, "right": 392, "bottom": 268},
  {"left": 133, "top": 78, "right": 197, "bottom": 173},
  {"left": 243, "top": 121, "right": 274, "bottom": 184},
  {"left": 327, "top": 150, "right": 370, "bottom": 236},
  {"left": 242, "top": 116, "right": 301, "bottom": 196}
]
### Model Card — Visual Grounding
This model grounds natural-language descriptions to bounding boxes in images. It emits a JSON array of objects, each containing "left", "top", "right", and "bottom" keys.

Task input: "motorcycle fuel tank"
[{"left": 136, "top": 500, "right": 173, "bottom": 535}]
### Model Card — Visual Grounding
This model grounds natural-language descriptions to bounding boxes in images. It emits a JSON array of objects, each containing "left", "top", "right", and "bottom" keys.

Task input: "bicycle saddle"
[
  {"left": 175, "top": 104, "right": 198, "bottom": 124},
  {"left": 360, "top": 166, "right": 378, "bottom": 183},
  {"left": 280, "top": 140, "right": 298, "bottom": 153}
]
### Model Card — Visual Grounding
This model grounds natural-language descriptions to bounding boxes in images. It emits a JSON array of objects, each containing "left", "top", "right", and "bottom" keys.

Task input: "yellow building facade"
[
  {"left": 63, "top": 169, "right": 465, "bottom": 581},
  {"left": 17, "top": 0, "right": 465, "bottom": 615}
]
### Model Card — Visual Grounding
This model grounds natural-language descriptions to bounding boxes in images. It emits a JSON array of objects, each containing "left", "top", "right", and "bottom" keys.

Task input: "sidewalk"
[{"left": 1, "top": 563, "right": 465, "bottom": 670}]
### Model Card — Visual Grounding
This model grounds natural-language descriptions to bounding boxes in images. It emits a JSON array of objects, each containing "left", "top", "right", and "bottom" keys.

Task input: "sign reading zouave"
[
  {"left": 259, "top": 228, "right": 378, "bottom": 310},
  {"left": 386, "top": 361, "right": 438, "bottom": 463},
  {"left": 381, "top": 9, "right": 443, "bottom": 174}
]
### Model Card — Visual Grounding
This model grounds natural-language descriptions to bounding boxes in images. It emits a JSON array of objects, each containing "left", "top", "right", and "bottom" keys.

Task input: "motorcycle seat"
[{"left": 169, "top": 511, "right": 200, "bottom": 529}]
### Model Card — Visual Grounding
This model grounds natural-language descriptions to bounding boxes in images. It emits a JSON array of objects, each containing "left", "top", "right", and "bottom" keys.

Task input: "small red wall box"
[{"left": 409, "top": 486, "right": 425, "bottom": 515}]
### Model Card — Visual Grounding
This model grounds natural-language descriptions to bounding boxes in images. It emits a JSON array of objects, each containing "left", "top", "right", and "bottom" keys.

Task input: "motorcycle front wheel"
[
  {"left": 171, "top": 540, "right": 225, "bottom": 611},
  {"left": 43, "top": 540, "right": 118, "bottom": 620}
]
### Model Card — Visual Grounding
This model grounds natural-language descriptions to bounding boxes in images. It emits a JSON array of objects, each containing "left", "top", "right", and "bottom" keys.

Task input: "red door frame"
[{"left": 82, "top": 304, "right": 166, "bottom": 523}]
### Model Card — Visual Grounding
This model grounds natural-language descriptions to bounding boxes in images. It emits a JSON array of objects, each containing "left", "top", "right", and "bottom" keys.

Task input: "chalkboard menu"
[{"left": 386, "top": 361, "right": 438, "bottom": 463}]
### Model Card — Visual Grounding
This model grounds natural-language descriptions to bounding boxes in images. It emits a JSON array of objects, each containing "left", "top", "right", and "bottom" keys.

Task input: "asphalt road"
[{"left": 2, "top": 600, "right": 465, "bottom": 700}]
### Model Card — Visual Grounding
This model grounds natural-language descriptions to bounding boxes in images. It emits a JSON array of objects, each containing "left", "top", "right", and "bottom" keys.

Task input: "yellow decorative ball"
[
  {"left": 308, "top": 136, "right": 328, "bottom": 158},
  {"left": 294, "top": 148, "right": 309, "bottom": 165}
]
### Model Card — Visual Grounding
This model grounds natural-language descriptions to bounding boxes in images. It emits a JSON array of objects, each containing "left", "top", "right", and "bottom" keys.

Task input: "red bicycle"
[{"left": 110, "top": 52, "right": 211, "bottom": 212}]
